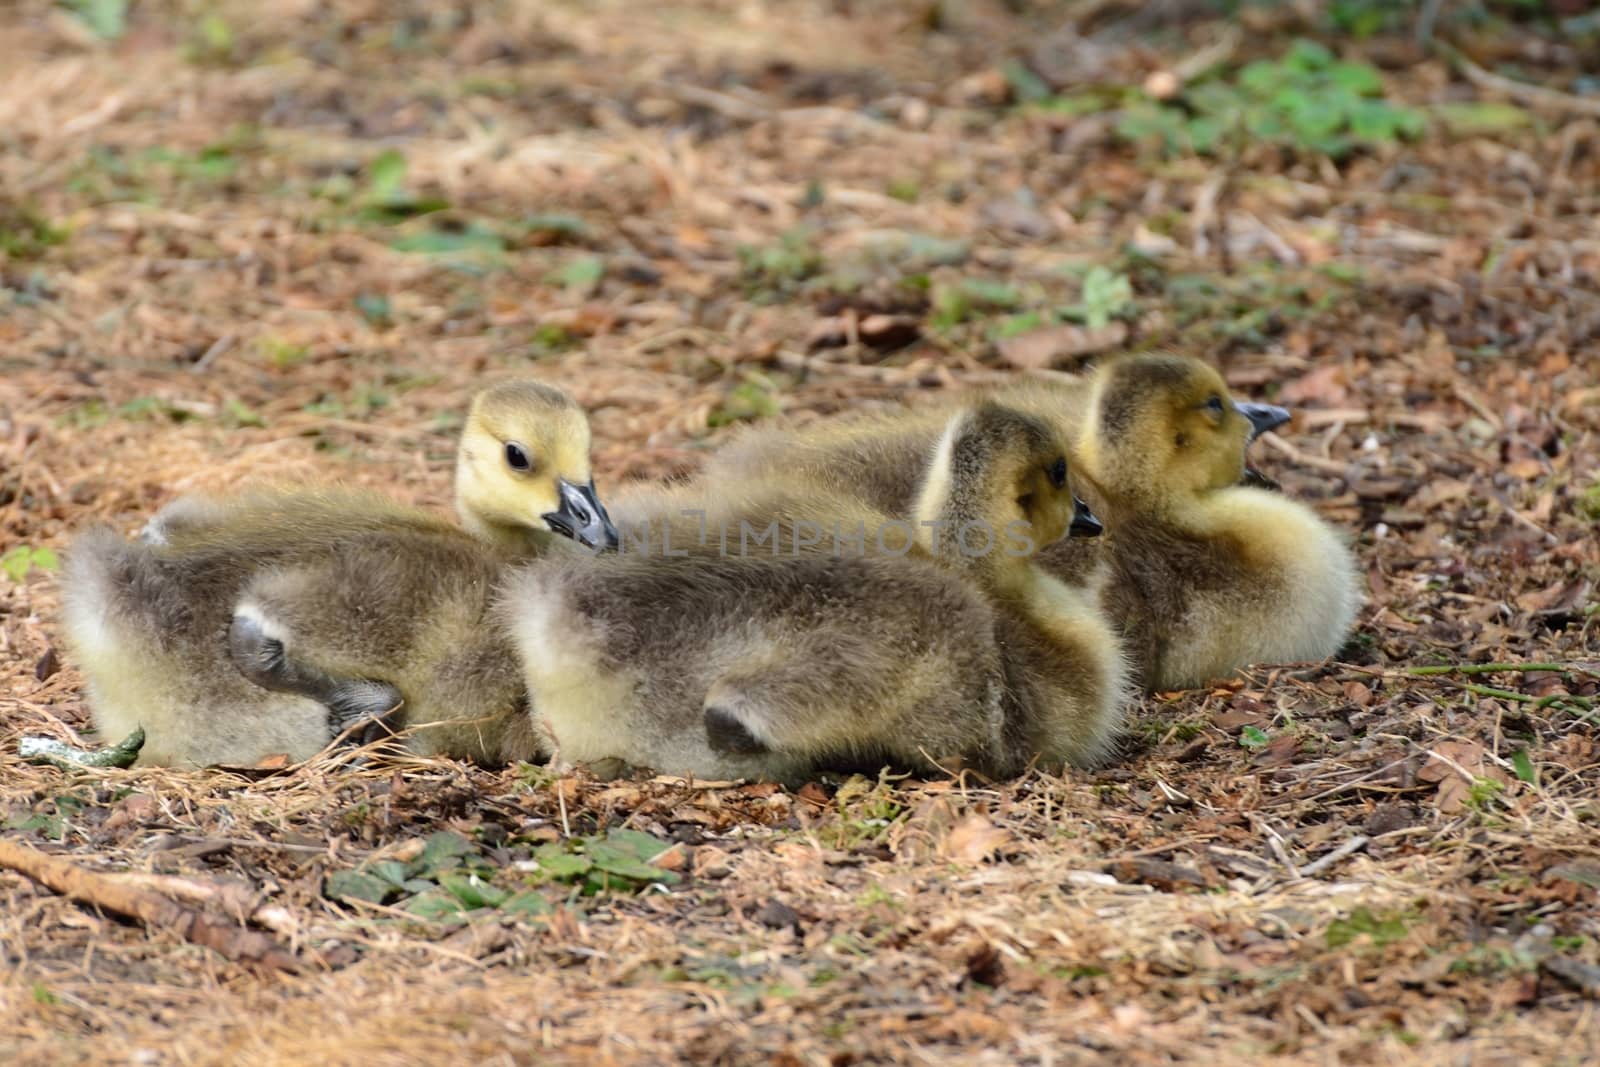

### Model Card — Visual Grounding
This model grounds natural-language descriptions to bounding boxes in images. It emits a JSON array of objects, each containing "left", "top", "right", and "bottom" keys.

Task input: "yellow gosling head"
[
  {"left": 916, "top": 401, "right": 1102, "bottom": 571},
  {"left": 1075, "top": 353, "right": 1289, "bottom": 514},
  {"left": 455, "top": 380, "right": 618, "bottom": 551}
]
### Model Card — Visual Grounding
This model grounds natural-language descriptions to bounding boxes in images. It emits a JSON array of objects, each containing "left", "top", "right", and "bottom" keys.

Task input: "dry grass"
[{"left": 2, "top": 1, "right": 1598, "bottom": 1063}]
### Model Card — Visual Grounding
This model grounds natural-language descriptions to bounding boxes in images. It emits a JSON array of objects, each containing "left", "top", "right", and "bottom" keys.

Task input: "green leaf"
[
  {"left": 354, "top": 293, "right": 393, "bottom": 327},
  {"left": 368, "top": 860, "right": 414, "bottom": 889},
  {"left": 389, "top": 223, "right": 504, "bottom": 255},
  {"left": 994, "top": 311, "right": 1045, "bottom": 339},
  {"left": 324, "top": 870, "right": 396, "bottom": 905},
  {"left": 196, "top": 13, "right": 233, "bottom": 56},
  {"left": 1031, "top": 93, "right": 1109, "bottom": 118},
  {"left": 1239, "top": 726, "right": 1270, "bottom": 749},
  {"left": 362, "top": 197, "right": 452, "bottom": 223},
  {"left": 1349, "top": 100, "right": 1399, "bottom": 142},
  {"left": 438, "top": 871, "right": 510, "bottom": 909},
  {"left": 883, "top": 178, "right": 921, "bottom": 203},
  {"left": 1330, "top": 1, "right": 1396, "bottom": 37},
  {"left": 2, "top": 546, "right": 58, "bottom": 582},
  {"left": 64, "top": 0, "right": 127, "bottom": 40},
  {"left": 1510, "top": 749, "right": 1537, "bottom": 785},
  {"left": 1186, "top": 115, "right": 1226, "bottom": 154},
  {"left": 2, "top": 548, "right": 31, "bottom": 583},
  {"left": 501, "top": 890, "right": 554, "bottom": 917},
  {"left": 5, "top": 812, "right": 65, "bottom": 841},
  {"left": 517, "top": 214, "right": 589, "bottom": 243},
  {"left": 405, "top": 890, "right": 469, "bottom": 921},
  {"left": 546, "top": 256, "right": 605, "bottom": 291},
  {"left": 600, "top": 829, "right": 674, "bottom": 862},
  {"left": 1002, "top": 60, "right": 1052, "bottom": 105},
  {"left": 530, "top": 846, "right": 594, "bottom": 881},
  {"left": 1189, "top": 82, "right": 1245, "bottom": 119},
  {"left": 894, "top": 234, "right": 970, "bottom": 269},
  {"left": 1329, "top": 62, "right": 1384, "bottom": 97},
  {"left": 1393, "top": 108, "right": 1426, "bottom": 140},
  {"left": 929, "top": 286, "right": 972, "bottom": 330},
  {"left": 1435, "top": 102, "right": 1533, "bottom": 135},
  {"left": 958, "top": 278, "right": 1022, "bottom": 310},
  {"left": 223, "top": 398, "right": 264, "bottom": 428},
  {"left": 1245, "top": 108, "right": 1288, "bottom": 141},
  {"left": 1285, "top": 39, "right": 1334, "bottom": 72},
  {"left": 707, "top": 379, "right": 781, "bottom": 428},
  {"left": 367, "top": 150, "right": 408, "bottom": 204},
  {"left": 589, "top": 846, "right": 681, "bottom": 885},
  {"left": 1272, "top": 86, "right": 1315, "bottom": 119},
  {"left": 416, "top": 830, "right": 478, "bottom": 874},
  {"left": 586, "top": 830, "right": 681, "bottom": 885},
  {"left": 358, "top": 151, "right": 452, "bottom": 221},
  {"left": 1326, "top": 907, "right": 1412, "bottom": 949},
  {"left": 1286, "top": 103, "right": 1350, "bottom": 143},
  {"left": 1237, "top": 60, "right": 1286, "bottom": 97},
  {"left": 1080, "top": 266, "right": 1133, "bottom": 330}
]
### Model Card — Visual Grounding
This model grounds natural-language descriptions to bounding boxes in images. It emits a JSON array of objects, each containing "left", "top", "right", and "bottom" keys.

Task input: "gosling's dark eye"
[
  {"left": 1047, "top": 457, "right": 1068, "bottom": 489},
  {"left": 504, "top": 442, "right": 532, "bottom": 472},
  {"left": 1204, "top": 395, "right": 1225, "bottom": 415}
]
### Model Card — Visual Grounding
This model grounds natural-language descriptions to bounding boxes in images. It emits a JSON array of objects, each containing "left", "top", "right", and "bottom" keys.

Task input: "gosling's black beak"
[
  {"left": 1069, "top": 496, "right": 1104, "bottom": 538},
  {"left": 542, "top": 479, "right": 620, "bottom": 551},
  {"left": 1241, "top": 467, "right": 1282, "bottom": 492},
  {"left": 1236, "top": 401, "right": 1291, "bottom": 442}
]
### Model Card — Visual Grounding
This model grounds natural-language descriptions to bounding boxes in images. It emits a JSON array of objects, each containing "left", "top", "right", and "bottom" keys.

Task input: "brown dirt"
[{"left": 2, "top": 1, "right": 1597, "bottom": 1064}]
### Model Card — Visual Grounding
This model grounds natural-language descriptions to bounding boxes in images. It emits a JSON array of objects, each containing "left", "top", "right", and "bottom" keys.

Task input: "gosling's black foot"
[
  {"left": 228, "top": 608, "right": 295, "bottom": 689},
  {"left": 704, "top": 705, "right": 769, "bottom": 756},
  {"left": 1241, "top": 466, "right": 1282, "bottom": 492},
  {"left": 229, "top": 607, "right": 404, "bottom": 757},
  {"left": 326, "top": 680, "right": 404, "bottom": 750}
]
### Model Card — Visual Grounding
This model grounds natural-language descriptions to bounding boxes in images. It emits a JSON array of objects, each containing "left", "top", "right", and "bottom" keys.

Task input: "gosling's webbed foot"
[
  {"left": 1241, "top": 466, "right": 1282, "bottom": 493},
  {"left": 228, "top": 608, "right": 298, "bottom": 691},
  {"left": 704, "top": 705, "right": 769, "bottom": 756},
  {"left": 326, "top": 679, "right": 404, "bottom": 750},
  {"left": 229, "top": 606, "right": 404, "bottom": 757}
]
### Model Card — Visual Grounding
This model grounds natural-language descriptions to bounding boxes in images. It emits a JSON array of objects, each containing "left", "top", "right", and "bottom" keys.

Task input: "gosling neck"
[
  {"left": 1072, "top": 424, "right": 1197, "bottom": 529},
  {"left": 457, "top": 497, "right": 557, "bottom": 556},
  {"left": 1069, "top": 445, "right": 1239, "bottom": 540},
  {"left": 911, "top": 424, "right": 1017, "bottom": 592}
]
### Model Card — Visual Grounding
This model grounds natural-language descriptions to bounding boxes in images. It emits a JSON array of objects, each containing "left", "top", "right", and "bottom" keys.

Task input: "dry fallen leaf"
[
  {"left": 1517, "top": 578, "right": 1591, "bottom": 615},
  {"left": 102, "top": 793, "right": 157, "bottom": 833},
  {"left": 1435, "top": 775, "right": 1472, "bottom": 815},
  {"left": 796, "top": 781, "right": 831, "bottom": 809},
  {"left": 1212, "top": 708, "right": 1266, "bottom": 730},
  {"left": 1418, "top": 739, "right": 1485, "bottom": 784},
  {"left": 997, "top": 322, "right": 1127, "bottom": 369},
  {"left": 1252, "top": 734, "right": 1300, "bottom": 768},
  {"left": 649, "top": 843, "right": 689, "bottom": 872},
  {"left": 1280, "top": 363, "right": 1349, "bottom": 406},
  {"left": 1411, "top": 478, "right": 1473, "bottom": 511},
  {"left": 941, "top": 814, "right": 1011, "bottom": 865}
]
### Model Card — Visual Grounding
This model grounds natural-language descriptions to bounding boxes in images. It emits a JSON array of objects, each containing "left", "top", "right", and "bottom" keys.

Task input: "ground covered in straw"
[{"left": 2, "top": 1, "right": 1598, "bottom": 1063}]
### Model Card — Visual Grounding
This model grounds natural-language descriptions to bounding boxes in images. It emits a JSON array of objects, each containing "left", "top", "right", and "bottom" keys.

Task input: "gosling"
[
  {"left": 500, "top": 401, "right": 1129, "bottom": 784},
  {"left": 60, "top": 380, "right": 617, "bottom": 768},
  {"left": 702, "top": 351, "right": 1360, "bottom": 690},
  {"left": 1040, "top": 353, "right": 1359, "bottom": 690}
]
